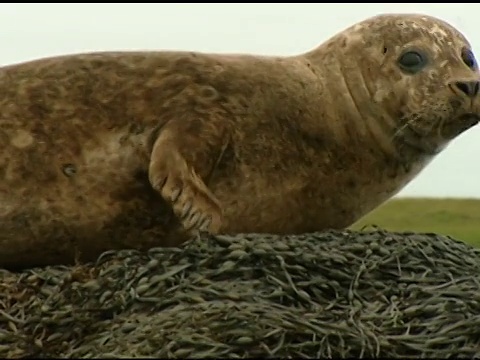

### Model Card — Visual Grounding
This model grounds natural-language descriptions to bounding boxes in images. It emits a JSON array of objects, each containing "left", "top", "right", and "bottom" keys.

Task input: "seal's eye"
[
  {"left": 397, "top": 50, "right": 427, "bottom": 74},
  {"left": 461, "top": 48, "right": 477, "bottom": 70}
]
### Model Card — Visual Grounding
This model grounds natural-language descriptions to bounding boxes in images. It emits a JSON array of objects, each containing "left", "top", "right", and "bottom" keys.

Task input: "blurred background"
[{"left": 1, "top": 3, "right": 478, "bottom": 244}]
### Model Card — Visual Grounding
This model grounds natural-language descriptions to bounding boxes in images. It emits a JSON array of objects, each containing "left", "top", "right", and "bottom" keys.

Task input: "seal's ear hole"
[
  {"left": 383, "top": 47, "right": 388, "bottom": 54},
  {"left": 461, "top": 47, "right": 478, "bottom": 70},
  {"left": 397, "top": 50, "right": 428, "bottom": 74}
]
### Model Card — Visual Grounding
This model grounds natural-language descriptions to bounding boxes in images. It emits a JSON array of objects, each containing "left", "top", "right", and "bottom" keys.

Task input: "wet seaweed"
[{"left": 1, "top": 229, "right": 480, "bottom": 358}]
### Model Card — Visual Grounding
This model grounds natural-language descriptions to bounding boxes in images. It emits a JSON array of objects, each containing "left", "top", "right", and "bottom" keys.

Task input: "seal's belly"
[{"left": 217, "top": 158, "right": 432, "bottom": 234}]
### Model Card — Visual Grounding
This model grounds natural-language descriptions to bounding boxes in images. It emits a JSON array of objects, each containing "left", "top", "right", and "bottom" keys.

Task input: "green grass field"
[{"left": 351, "top": 197, "right": 480, "bottom": 248}]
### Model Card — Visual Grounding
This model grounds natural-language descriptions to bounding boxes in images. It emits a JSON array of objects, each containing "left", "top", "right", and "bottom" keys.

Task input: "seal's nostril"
[{"left": 454, "top": 81, "right": 480, "bottom": 98}]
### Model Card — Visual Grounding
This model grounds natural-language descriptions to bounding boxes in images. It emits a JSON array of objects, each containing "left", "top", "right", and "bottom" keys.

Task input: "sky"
[{"left": 0, "top": 3, "right": 478, "bottom": 198}]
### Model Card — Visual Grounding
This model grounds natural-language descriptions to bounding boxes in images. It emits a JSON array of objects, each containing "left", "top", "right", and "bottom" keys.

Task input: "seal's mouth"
[
  {"left": 442, "top": 113, "right": 480, "bottom": 139},
  {"left": 395, "top": 113, "right": 480, "bottom": 157},
  {"left": 457, "top": 113, "right": 480, "bottom": 126}
]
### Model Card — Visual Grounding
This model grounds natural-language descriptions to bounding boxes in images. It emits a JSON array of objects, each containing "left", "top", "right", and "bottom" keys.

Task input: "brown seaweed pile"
[{"left": 1, "top": 229, "right": 480, "bottom": 358}]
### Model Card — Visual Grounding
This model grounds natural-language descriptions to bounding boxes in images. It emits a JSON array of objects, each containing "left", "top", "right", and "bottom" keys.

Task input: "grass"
[{"left": 351, "top": 197, "right": 480, "bottom": 248}]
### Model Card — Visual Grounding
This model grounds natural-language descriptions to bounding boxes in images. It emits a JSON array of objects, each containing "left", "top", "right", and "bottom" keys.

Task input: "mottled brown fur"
[{"left": 1, "top": 13, "right": 479, "bottom": 270}]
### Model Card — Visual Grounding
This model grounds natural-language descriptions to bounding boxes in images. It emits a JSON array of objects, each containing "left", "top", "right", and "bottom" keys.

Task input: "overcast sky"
[{"left": 0, "top": 3, "right": 478, "bottom": 198}]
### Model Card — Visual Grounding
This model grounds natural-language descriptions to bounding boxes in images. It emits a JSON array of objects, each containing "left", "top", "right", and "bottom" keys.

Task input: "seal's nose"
[{"left": 453, "top": 80, "right": 480, "bottom": 98}]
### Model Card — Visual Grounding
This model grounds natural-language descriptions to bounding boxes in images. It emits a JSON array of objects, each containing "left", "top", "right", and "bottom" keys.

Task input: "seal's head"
[{"left": 312, "top": 13, "right": 480, "bottom": 157}]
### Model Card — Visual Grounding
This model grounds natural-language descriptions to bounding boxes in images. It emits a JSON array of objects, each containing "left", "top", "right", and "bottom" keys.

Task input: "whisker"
[
  {"left": 436, "top": 117, "right": 445, "bottom": 139},
  {"left": 392, "top": 118, "right": 414, "bottom": 139}
]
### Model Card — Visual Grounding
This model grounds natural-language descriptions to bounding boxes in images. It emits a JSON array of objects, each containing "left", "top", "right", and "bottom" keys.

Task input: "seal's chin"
[
  {"left": 400, "top": 135, "right": 443, "bottom": 156},
  {"left": 394, "top": 124, "right": 442, "bottom": 156},
  {"left": 395, "top": 112, "right": 480, "bottom": 156},
  {"left": 458, "top": 113, "right": 480, "bottom": 127},
  {"left": 442, "top": 113, "right": 480, "bottom": 140}
]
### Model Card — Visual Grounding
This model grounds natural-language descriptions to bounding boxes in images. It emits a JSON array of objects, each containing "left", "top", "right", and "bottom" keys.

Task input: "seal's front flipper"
[{"left": 148, "top": 122, "right": 224, "bottom": 236}]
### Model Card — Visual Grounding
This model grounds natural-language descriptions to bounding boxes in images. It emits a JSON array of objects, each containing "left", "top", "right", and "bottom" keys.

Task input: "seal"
[{"left": 1, "top": 13, "right": 479, "bottom": 270}]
